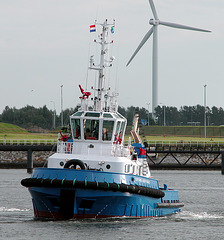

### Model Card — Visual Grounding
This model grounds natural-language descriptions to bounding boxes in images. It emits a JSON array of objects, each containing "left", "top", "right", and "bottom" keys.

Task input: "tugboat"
[{"left": 21, "top": 20, "right": 184, "bottom": 220}]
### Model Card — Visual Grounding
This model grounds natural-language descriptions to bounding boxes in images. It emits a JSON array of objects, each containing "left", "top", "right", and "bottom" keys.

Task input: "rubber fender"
[
  {"left": 64, "top": 159, "right": 86, "bottom": 170},
  {"left": 119, "top": 183, "right": 128, "bottom": 192},
  {"left": 73, "top": 180, "right": 85, "bottom": 188},
  {"left": 108, "top": 182, "right": 120, "bottom": 191},
  {"left": 86, "top": 181, "right": 98, "bottom": 189},
  {"left": 97, "top": 182, "right": 109, "bottom": 190},
  {"left": 51, "top": 179, "right": 63, "bottom": 187},
  {"left": 21, "top": 178, "right": 165, "bottom": 198}
]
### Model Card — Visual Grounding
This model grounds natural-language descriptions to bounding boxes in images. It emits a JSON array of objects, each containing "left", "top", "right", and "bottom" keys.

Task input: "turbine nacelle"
[{"left": 149, "top": 19, "right": 159, "bottom": 26}]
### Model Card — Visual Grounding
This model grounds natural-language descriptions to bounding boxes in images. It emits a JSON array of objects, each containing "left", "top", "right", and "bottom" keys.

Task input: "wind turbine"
[{"left": 127, "top": 0, "right": 211, "bottom": 119}]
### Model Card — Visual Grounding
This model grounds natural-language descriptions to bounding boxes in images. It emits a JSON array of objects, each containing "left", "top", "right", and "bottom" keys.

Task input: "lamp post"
[
  {"left": 60, "top": 85, "right": 63, "bottom": 127},
  {"left": 204, "top": 84, "right": 207, "bottom": 138},
  {"left": 160, "top": 103, "right": 166, "bottom": 126},
  {"left": 146, "top": 103, "right": 150, "bottom": 126},
  {"left": 50, "top": 101, "right": 56, "bottom": 129}
]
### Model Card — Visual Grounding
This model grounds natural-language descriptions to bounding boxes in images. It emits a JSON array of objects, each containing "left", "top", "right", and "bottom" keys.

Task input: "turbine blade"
[
  {"left": 148, "top": 0, "right": 158, "bottom": 19},
  {"left": 159, "top": 21, "right": 211, "bottom": 32},
  {"left": 126, "top": 27, "right": 153, "bottom": 67}
]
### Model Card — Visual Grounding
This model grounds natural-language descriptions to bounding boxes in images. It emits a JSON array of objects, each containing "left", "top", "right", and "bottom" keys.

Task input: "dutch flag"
[{"left": 90, "top": 24, "right": 96, "bottom": 32}]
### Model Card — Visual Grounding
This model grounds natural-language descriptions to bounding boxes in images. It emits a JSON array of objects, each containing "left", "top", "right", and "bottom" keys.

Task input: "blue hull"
[{"left": 23, "top": 168, "right": 182, "bottom": 219}]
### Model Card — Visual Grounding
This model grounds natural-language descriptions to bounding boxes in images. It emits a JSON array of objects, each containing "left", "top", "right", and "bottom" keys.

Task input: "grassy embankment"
[
  {"left": 0, "top": 123, "right": 57, "bottom": 140},
  {"left": 1, "top": 122, "right": 224, "bottom": 144},
  {"left": 126, "top": 125, "right": 224, "bottom": 144}
]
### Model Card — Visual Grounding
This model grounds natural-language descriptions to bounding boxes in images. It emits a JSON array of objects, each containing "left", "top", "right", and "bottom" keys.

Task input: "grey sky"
[{"left": 0, "top": 0, "right": 223, "bottom": 114}]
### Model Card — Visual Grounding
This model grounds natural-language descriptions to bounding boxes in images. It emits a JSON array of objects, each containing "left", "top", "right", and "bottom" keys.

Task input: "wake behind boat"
[{"left": 21, "top": 20, "right": 183, "bottom": 220}]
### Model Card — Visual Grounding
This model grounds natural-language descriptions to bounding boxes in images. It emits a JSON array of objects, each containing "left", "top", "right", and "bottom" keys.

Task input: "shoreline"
[{"left": 0, "top": 161, "right": 45, "bottom": 169}]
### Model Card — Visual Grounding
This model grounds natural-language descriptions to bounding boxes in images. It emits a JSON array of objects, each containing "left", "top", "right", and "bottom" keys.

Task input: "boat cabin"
[{"left": 70, "top": 111, "right": 126, "bottom": 144}]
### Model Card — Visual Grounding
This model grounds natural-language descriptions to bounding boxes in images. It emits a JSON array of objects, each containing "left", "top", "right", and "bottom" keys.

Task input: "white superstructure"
[{"left": 48, "top": 20, "right": 151, "bottom": 178}]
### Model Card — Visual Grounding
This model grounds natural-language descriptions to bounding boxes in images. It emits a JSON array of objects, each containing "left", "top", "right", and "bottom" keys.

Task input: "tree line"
[
  {"left": 119, "top": 105, "right": 224, "bottom": 126},
  {"left": 0, "top": 105, "right": 79, "bottom": 131},
  {"left": 0, "top": 104, "right": 223, "bottom": 130}
]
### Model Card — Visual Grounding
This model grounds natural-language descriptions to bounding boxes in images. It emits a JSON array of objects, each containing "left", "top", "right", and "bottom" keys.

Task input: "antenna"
[
  {"left": 127, "top": 0, "right": 211, "bottom": 119},
  {"left": 89, "top": 19, "right": 115, "bottom": 112}
]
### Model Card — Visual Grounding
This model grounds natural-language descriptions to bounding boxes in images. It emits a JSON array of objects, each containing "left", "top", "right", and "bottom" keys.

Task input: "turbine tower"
[{"left": 127, "top": 0, "right": 211, "bottom": 119}]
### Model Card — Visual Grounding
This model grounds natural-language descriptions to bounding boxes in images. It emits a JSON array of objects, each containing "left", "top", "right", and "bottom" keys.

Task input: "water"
[{"left": 0, "top": 169, "right": 223, "bottom": 240}]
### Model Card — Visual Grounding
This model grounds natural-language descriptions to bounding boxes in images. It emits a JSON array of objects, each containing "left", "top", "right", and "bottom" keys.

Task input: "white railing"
[
  {"left": 57, "top": 141, "right": 73, "bottom": 154},
  {"left": 123, "top": 140, "right": 224, "bottom": 147},
  {"left": 1, "top": 139, "right": 223, "bottom": 147},
  {"left": 148, "top": 140, "right": 223, "bottom": 148},
  {"left": 111, "top": 144, "right": 129, "bottom": 157},
  {"left": 56, "top": 141, "right": 130, "bottom": 157},
  {"left": 0, "top": 139, "right": 57, "bottom": 145}
]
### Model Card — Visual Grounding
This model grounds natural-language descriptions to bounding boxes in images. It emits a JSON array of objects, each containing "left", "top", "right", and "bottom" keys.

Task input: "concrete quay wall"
[{"left": 0, "top": 151, "right": 51, "bottom": 168}]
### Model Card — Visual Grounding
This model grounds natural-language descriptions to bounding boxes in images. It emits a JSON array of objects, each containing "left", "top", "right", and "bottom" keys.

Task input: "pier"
[
  {"left": 147, "top": 149, "right": 223, "bottom": 171},
  {"left": 0, "top": 141, "right": 56, "bottom": 173},
  {"left": 0, "top": 140, "right": 224, "bottom": 174},
  {"left": 145, "top": 141, "right": 224, "bottom": 175},
  {"left": 145, "top": 141, "right": 224, "bottom": 174}
]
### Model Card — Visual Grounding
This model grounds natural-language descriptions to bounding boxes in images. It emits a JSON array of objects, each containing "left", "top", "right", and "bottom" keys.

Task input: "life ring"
[{"left": 64, "top": 159, "right": 86, "bottom": 170}]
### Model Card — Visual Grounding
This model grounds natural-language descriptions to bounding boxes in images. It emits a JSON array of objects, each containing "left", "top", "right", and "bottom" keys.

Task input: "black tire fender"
[{"left": 64, "top": 159, "right": 86, "bottom": 170}]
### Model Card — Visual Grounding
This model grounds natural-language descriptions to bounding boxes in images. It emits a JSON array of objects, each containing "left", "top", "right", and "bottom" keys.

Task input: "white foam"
[
  {"left": 0, "top": 207, "right": 29, "bottom": 212},
  {"left": 178, "top": 211, "right": 224, "bottom": 220}
]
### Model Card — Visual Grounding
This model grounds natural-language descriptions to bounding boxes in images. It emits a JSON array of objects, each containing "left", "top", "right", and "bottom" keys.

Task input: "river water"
[{"left": 0, "top": 169, "right": 223, "bottom": 240}]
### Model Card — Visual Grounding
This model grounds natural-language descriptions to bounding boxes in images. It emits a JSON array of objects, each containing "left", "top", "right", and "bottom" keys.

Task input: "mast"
[{"left": 89, "top": 19, "right": 115, "bottom": 112}]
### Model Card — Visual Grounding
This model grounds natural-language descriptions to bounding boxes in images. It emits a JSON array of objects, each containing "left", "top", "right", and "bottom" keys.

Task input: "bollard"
[
  {"left": 222, "top": 151, "right": 224, "bottom": 175},
  {"left": 27, "top": 148, "right": 33, "bottom": 174}
]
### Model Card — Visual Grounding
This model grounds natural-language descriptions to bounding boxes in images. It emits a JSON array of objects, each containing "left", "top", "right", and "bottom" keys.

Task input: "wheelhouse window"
[
  {"left": 73, "top": 111, "right": 82, "bottom": 117},
  {"left": 85, "top": 112, "right": 100, "bottom": 117},
  {"left": 102, "top": 121, "right": 114, "bottom": 141},
  {"left": 115, "top": 121, "right": 121, "bottom": 136},
  {"left": 71, "top": 119, "right": 81, "bottom": 139},
  {"left": 103, "top": 113, "right": 113, "bottom": 118},
  {"left": 120, "top": 121, "right": 126, "bottom": 138},
  {"left": 84, "top": 119, "right": 99, "bottom": 140}
]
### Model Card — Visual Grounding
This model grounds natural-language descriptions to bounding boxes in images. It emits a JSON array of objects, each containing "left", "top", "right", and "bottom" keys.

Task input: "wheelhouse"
[{"left": 70, "top": 111, "right": 127, "bottom": 144}]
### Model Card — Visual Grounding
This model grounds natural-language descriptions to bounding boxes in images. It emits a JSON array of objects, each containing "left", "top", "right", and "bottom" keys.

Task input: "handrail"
[
  {"left": 1, "top": 139, "right": 224, "bottom": 147},
  {"left": 123, "top": 140, "right": 224, "bottom": 147},
  {"left": 0, "top": 139, "right": 57, "bottom": 145}
]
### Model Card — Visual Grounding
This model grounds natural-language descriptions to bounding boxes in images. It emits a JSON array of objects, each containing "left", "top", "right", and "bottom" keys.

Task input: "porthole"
[
  {"left": 60, "top": 161, "right": 64, "bottom": 166},
  {"left": 106, "top": 164, "right": 111, "bottom": 169}
]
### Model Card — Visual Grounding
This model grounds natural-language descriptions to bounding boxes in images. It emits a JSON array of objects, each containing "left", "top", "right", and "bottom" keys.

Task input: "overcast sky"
[{"left": 0, "top": 0, "right": 223, "bottom": 114}]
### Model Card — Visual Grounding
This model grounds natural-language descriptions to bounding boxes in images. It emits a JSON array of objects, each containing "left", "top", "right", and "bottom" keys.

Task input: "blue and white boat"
[{"left": 21, "top": 20, "right": 183, "bottom": 220}]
